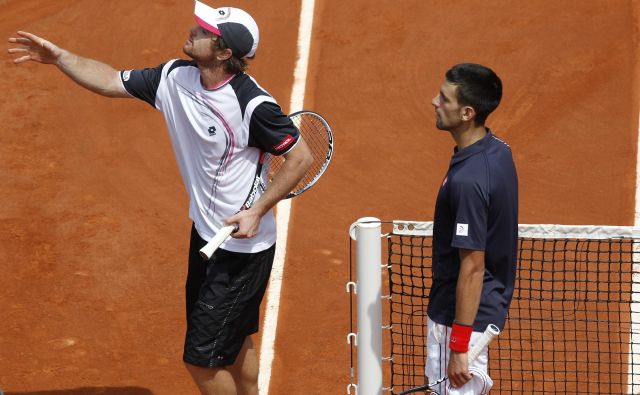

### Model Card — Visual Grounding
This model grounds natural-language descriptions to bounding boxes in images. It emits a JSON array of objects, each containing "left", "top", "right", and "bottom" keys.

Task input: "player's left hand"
[
  {"left": 225, "top": 209, "right": 261, "bottom": 239},
  {"left": 447, "top": 350, "right": 473, "bottom": 388}
]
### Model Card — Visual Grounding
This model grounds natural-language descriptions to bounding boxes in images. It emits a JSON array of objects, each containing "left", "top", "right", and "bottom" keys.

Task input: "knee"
[
  {"left": 232, "top": 362, "right": 258, "bottom": 395},
  {"left": 237, "top": 376, "right": 258, "bottom": 395}
]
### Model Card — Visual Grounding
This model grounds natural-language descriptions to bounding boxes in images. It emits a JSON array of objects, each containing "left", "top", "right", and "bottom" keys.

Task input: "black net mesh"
[{"left": 387, "top": 232, "right": 640, "bottom": 394}]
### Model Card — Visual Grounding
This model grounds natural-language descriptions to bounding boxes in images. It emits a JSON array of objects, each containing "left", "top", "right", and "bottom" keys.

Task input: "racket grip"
[
  {"left": 198, "top": 224, "right": 238, "bottom": 260},
  {"left": 468, "top": 324, "right": 500, "bottom": 363}
]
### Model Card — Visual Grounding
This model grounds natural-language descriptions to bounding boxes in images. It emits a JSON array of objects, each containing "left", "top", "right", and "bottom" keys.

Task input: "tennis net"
[{"left": 349, "top": 220, "right": 640, "bottom": 394}]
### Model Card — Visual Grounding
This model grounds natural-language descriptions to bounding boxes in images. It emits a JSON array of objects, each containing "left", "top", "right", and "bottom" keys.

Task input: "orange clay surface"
[{"left": 1, "top": 1, "right": 638, "bottom": 394}]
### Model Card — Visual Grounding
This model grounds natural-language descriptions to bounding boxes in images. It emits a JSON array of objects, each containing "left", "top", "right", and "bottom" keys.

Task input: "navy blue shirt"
[{"left": 427, "top": 130, "right": 518, "bottom": 331}]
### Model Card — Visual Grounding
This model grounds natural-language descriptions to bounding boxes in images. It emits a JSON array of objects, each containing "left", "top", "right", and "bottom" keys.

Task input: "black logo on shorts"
[{"left": 208, "top": 126, "right": 216, "bottom": 136}]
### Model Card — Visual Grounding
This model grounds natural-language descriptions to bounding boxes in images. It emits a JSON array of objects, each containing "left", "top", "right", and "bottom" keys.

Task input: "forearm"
[
  {"left": 448, "top": 252, "right": 485, "bottom": 386},
  {"left": 454, "top": 249, "right": 485, "bottom": 325},
  {"left": 56, "top": 50, "right": 126, "bottom": 97},
  {"left": 251, "top": 145, "right": 312, "bottom": 216}
]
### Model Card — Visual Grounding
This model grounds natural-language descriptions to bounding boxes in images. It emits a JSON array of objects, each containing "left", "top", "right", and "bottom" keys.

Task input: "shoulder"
[
  {"left": 230, "top": 73, "right": 275, "bottom": 117},
  {"left": 487, "top": 134, "right": 515, "bottom": 159},
  {"left": 485, "top": 134, "right": 517, "bottom": 179},
  {"left": 489, "top": 133, "right": 511, "bottom": 148},
  {"left": 158, "top": 59, "right": 198, "bottom": 83},
  {"left": 449, "top": 156, "right": 490, "bottom": 200},
  {"left": 230, "top": 73, "right": 271, "bottom": 99},
  {"left": 454, "top": 154, "right": 490, "bottom": 181},
  {"left": 166, "top": 59, "right": 198, "bottom": 76}
]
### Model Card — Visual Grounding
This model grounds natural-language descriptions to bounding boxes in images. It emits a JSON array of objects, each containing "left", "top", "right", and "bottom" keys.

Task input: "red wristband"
[{"left": 449, "top": 323, "right": 473, "bottom": 353}]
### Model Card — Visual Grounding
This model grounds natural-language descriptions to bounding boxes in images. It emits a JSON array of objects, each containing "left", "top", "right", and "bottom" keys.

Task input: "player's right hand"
[{"left": 7, "top": 31, "right": 63, "bottom": 65}]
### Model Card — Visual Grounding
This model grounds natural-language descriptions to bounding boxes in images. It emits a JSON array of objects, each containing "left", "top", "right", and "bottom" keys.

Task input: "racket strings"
[
  {"left": 294, "top": 114, "right": 331, "bottom": 190},
  {"left": 268, "top": 112, "right": 332, "bottom": 195}
]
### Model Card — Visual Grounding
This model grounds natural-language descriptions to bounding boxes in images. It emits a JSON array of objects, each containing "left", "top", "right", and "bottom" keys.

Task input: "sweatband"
[{"left": 449, "top": 323, "right": 473, "bottom": 352}]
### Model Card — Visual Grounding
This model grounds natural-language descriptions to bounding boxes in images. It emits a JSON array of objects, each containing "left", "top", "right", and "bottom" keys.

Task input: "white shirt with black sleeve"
[{"left": 119, "top": 59, "right": 300, "bottom": 253}]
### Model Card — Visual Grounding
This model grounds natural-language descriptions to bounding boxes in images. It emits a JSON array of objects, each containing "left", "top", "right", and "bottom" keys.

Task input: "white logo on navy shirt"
[
  {"left": 122, "top": 70, "right": 132, "bottom": 82},
  {"left": 456, "top": 223, "right": 469, "bottom": 236}
]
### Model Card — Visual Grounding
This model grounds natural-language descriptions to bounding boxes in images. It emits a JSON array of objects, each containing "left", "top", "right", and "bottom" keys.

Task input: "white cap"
[{"left": 194, "top": 0, "right": 259, "bottom": 58}]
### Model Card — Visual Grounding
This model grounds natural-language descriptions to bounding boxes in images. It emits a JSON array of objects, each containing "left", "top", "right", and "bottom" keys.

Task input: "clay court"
[{"left": 1, "top": 0, "right": 639, "bottom": 394}]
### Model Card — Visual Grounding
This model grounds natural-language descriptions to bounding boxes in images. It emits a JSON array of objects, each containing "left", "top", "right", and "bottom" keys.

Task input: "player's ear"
[
  {"left": 461, "top": 106, "right": 476, "bottom": 122},
  {"left": 217, "top": 48, "right": 233, "bottom": 62}
]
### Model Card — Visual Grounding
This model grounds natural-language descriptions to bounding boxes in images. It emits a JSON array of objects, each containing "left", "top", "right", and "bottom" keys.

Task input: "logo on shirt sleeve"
[
  {"left": 273, "top": 134, "right": 295, "bottom": 153},
  {"left": 122, "top": 70, "right": 132, "bottom": 82},
  {"left": 456, "top": 223, "right": 469, "bottom": 236}
]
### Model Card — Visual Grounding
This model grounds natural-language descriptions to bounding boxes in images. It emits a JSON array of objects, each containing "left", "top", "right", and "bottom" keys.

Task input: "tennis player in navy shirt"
[{"left": 426, "top": 63, "right": 518, "bottom": 394}]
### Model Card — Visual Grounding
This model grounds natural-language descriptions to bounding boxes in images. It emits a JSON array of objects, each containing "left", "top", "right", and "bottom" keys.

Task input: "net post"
[{"left": 353, "top": 217, "right": 383, "bottom": 395}]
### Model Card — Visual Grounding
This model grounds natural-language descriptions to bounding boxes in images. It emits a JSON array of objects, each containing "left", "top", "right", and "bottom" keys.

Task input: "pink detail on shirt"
[{"left": 205, "top": 74, "right": 235, "bottom": 91}]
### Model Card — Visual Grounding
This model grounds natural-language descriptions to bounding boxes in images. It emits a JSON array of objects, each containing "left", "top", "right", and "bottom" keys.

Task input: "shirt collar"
[
  {"left": 202, "top": 72, "right": 241, "bottom": 91},
  {"left": 450, "top": 128, "right": 493, "bottom": 165}
]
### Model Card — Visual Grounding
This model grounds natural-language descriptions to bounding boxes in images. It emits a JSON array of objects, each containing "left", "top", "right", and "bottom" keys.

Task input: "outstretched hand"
[{"left": 7, "top": 31, "right": 63, "bottom": 64}]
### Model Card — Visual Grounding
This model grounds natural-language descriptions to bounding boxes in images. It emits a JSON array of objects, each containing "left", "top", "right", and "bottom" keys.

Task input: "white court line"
[
  {"left": 636, "top": 114, "right": 640, "bottom": 227},
  {"left": 631, "top": 5, "right": 640, "bottom": 389},
  {"left": 258, "top": 0, "right": 316, "bottom": 394},
  {"left": 629, "top": 108, "right": 640, "bottom": 392}
]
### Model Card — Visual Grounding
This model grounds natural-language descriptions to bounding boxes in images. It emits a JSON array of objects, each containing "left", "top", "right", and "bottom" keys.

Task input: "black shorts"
[{"left": 183, "top": 224, "right": 275, "bottom": 368}]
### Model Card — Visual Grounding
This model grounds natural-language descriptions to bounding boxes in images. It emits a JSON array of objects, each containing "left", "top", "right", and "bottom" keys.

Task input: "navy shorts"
[{"left": 183, "top": 224, "right": 275, "bottom": 368}]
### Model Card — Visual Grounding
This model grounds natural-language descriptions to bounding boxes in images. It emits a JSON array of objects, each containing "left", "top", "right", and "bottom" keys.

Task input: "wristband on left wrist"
[{"left": 449, "top": 323, "right": 473, "bottom": 353}]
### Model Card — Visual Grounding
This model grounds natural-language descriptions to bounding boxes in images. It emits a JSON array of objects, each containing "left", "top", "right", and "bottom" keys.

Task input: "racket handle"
[
  {"left": 468, "top": 324, "right": 500, "bottom": 363},
  {"left": 198, "top": 224, "right": 238, "bottom": 260}
]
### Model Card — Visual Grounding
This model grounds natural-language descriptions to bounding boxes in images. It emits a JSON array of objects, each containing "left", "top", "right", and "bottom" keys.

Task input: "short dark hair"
[
  {"left": 445, "top": 63, "right": 502, "bottom": 126},
  {"left": 215, "top": 36, "right": 248, "bottom": 74}
]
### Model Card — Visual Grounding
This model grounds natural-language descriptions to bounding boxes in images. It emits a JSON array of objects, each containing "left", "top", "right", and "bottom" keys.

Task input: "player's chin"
[{"left": 182, "top": 44, "right": 194, "bottom": 58}]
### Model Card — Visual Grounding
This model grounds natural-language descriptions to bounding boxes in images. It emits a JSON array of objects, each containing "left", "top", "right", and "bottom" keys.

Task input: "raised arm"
[{"left": 8, "top": 31, "right": 130, "bottom": 98}]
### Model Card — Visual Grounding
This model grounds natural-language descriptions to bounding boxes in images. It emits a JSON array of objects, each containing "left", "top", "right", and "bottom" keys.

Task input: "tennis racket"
[
  {"left": 399, "top": 324, "right": 500, "bottom": 395},
  {"left": 199, "top": 110, "right": 333, "bottom": 260}
]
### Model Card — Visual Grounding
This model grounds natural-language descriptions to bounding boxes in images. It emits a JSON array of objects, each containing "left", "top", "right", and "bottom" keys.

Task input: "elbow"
[
  {"left": 459, "top": 265, "right": 484, "bottom": 288},
  {"left": 87, "top": 83, "right": 123, "bottom": 98},
  {"left": 459, "top": 259, "right": 485, "bottom": 280},
  {"left": 467, "top": 261, "right": 485, "bottom": 277},
  {"left": 470, "top": 266, "right": 485, "bottom": 280},
  {"left": 101, "top": 73, "right": 129, "bottom": 98},
  {"left": 102, "top": 83, "right": 128, "bottom": 98},
  {"left": 470, "top": 265, "right": 486, "bottom": 286},
  {"left": 285, "top": 138, "right": 314, "bottom": 172}
]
